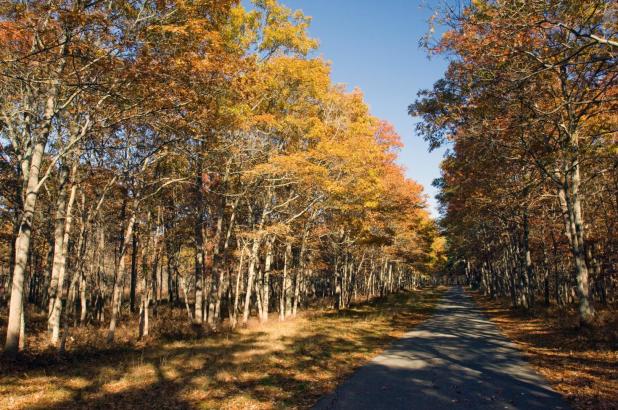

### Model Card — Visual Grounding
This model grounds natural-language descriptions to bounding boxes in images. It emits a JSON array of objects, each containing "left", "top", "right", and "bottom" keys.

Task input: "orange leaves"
[
  {"left": 374, "top": 121, "right": 403, "bottom": 151},
  {"left": 0, "top": 21, "right": 28, "bottom": 52}
]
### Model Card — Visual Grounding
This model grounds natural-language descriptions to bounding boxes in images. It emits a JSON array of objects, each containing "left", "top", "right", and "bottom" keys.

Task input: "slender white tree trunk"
[
  {"left": 179, "top": 274, "right": 193, "bottom": 322},
  {"left": 261, "top": 237, "right": 274, "bottom": 322},
  {"left": 279, "top": 242, "right": 291, "bottom": 321},
  {"left": 241, "top": 197, "right": 269, "bottom": 325},
  {"left": 5, "top": 137, "right": 48, "bottom": 354},
  {"left": 230, "top": 243, "right": 245, "bottom": 329},
  {"left": 50, "top": 176, "right": 78, "bottom": 345},
  {"left": 47, "top": 165, "right": 70, "bottom": 327},
  {"left": 558, "top": 166, "right": 594, "bottom": 324},
  {"left": 4, "top": 37, "right": 68, "bottom": 355},
  {"left": 107, "top": 208, "right": 137, "bottom": 342}
]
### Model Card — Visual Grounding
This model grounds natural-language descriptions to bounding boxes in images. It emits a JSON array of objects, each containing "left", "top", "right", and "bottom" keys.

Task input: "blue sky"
[{"left": 248, "top": 0, "right": 449, "bottom": 216}]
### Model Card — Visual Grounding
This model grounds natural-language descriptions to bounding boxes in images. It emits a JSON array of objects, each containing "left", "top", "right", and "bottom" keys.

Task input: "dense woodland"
[
  {"left": 412, "top": 0, "right": 617, "bottom": 325},
  {"left": 0, "top": 0, "right": 443, "bottom": 356}
]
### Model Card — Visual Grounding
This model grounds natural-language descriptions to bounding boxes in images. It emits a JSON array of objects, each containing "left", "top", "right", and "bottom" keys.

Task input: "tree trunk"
[
  {"left": 5, "top": 138, "right": 49, "bottom": 354},
  {"left": 194, "top": 223, "right": 206, "bottom": 324},
  {"left": 139, "top": 262, "right": 150, "bottom": 339},
  {"left": 260, "top": 237, "right": 274, "bottom": 322},
  {"left": 5, "top": 37, "right": 67, "bottom": 355},
  {"left": 50, "top": 173, "right": 78, "bottom": 345},
  {"left": 230, "top": 243, "right": 245, "bottom": 329},
  {"left": 207, "top": 203, "right": 228, "bottom": 326},
  {"left": 47, "top": 164, "right": 70, "bottom": 328},
  {"left": 106, "top": 206, "right": 137, "bottom": 342},
  {"left": 558, "top": 171, "right": 594, "bottom": 325},
  {"left": 79, "top": 268, "right": 88, "bottom": 325},
  {"left": 242, "top": 236, "right": 261, "bottom": 325},
  {"left": 292, "top": 267, "right": 302, "bottom": 318},
  {"left": 179, "top": 274, "right": 193, "bottom": 322},
  {"left": 130, "top": 229, "right": 138, "bottom": 313},
  {"left": 241, "top": 196, "right": 270, "bottom": 326},
  {"left": 523, "top": 210, "right": 534, "bottom": 308},
  {"left": 279, "top": 241, "right": 291, "bottom": 320}
]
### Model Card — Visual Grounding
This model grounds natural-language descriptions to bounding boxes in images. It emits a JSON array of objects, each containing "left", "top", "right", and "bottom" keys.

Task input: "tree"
[{"left": 412, "top": 0, "right": 617, "bottom": 325}]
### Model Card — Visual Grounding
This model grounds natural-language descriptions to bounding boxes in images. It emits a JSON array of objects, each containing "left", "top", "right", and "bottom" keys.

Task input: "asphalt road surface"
[{"left": 313, "top": 286, "right": 569, "bottom": 410}]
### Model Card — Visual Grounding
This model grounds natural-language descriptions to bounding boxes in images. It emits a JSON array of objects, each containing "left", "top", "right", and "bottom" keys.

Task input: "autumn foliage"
[
  {"left": 411, "top": 0, "right": 617, "bottom": 324},
  {"left": 0, "top": 0, "right": 439, "bottom": 356}
]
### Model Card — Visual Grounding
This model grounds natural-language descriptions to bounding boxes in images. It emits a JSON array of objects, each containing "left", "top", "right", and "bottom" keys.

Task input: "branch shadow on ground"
[
  {"left": 0, "top": 289, "right": 441, "bottom": 409},
  {"left": 471, "top": 291, "right": 618, "bottom": 409},
  {"left": 314, "top": 287, "right": 570, "bottom": 410}
]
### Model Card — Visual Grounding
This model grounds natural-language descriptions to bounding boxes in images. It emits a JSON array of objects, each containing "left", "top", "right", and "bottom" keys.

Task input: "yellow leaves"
[
  {"left": 220, "top": 4, "right": 260, "bottom": 52},
  {"left": 245, "top": 56, "right": 330, "bottom": 143},
  {"left": 253, "top": 113, "right": 277, "bottom": 126},
  {"left": 364, "top": 200, "right": 380, "bottom": 209},
  {"left": 253, "top": 0, "right": 319, "bottom": 56},
  {"left": 471, "top": 0, "right": 489, "bottom": 12},
  {"left": 260, "top": 56, "right": 331, "bottom": 97}
]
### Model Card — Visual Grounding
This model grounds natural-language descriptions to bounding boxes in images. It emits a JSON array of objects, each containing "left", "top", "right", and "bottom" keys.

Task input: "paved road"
[{"left": 313, "top": 287, "right": 569, "bottom": 410}]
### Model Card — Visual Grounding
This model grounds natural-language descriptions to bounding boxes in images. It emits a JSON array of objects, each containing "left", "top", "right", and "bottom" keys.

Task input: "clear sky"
[{"left": 246, "top": 0, "right": 449, "bottom": 216}]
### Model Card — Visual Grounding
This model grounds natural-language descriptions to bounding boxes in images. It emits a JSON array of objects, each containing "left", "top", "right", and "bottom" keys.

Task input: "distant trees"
[
  {"left": 412, "top": 0, "right": 617, "bottom": 325},
  {"left": 0, "top": 0, "right": 439, "bottom": 356}
]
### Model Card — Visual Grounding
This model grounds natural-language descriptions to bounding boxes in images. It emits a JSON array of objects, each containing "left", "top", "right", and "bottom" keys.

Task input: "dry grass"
[
  {"left": 0, "top": 288, "right": 442, "bottom": 409},
  {"left": 470, "top": 290, "right": 618, "bottom": 410}
]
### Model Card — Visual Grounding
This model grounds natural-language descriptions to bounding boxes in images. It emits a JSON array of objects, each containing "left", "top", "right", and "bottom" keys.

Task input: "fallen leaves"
[
  {"left": 0, "top": 288, "right": 442, "bottom": 409},
  {"left": 470, "top": 290, "right": 618, "bottom": 410}
]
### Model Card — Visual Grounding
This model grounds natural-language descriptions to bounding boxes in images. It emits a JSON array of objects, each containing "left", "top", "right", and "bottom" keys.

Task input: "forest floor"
[
  {"left": 470, "top": 290, "right": 618, "bottom": 410},
  {"left": 0, "top": 288, "right": 443, "bottom": 409}
]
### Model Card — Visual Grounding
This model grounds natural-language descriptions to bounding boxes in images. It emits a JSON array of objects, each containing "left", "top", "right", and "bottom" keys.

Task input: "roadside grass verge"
[
  {"left": 470, "top": 290, "right": 618, "bottom": 410},
  {"left": 0, "top": 287, "right": 442, "bottom": 409}
]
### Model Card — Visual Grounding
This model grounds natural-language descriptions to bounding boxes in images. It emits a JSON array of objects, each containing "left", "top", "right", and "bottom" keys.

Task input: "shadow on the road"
[{"left": 314, "top": 287, "right": 569, "bottom": 410}]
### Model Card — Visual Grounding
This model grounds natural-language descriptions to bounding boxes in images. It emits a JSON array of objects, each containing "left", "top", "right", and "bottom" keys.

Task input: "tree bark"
[
  {"left": 230, "top": 242, "right": 245, "bottom": 329},
  {"left": 130, "top": 229, "right": 138, "bottom": 313},
  {"left": 558, "top": 171, "right": 594, "bottom": 325},
  {"left": 47, "top": 165, "right": 70, "bottom": 328},
  {"left": 241, "top": 195, "right": 270, "bottom": 325},
  {"left": 261, "top": 236, "right": 274, "bottom": 322},
  {"left": 106, "top": 204, "right": 137, "bottom": 342},
  {"left": 279, "top": 241, "right": 291, "bottom": 320},
  {"left": 50, "top": 170, "right": 78, "bottom": 345},
  {"left": 5, "top": 135, "right": 50, "bottom": 354}
]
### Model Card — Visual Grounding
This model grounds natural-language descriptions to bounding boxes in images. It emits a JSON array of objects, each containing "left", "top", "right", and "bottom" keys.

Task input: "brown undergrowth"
[
  {"left": 470, "top": 290, "right": 618, "bottom": 410},
  {"left": 0, "top": 288, "right": 442, "bottom": 409}
]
